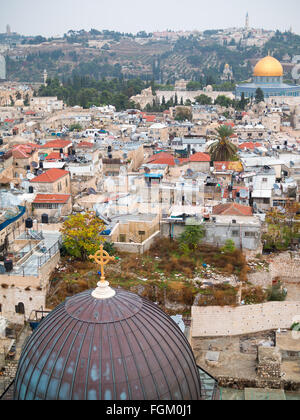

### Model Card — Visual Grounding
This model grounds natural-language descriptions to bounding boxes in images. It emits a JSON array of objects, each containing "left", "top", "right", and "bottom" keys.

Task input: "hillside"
[{"left": 3, "top": 29, "right": 300, "bottom": 84}]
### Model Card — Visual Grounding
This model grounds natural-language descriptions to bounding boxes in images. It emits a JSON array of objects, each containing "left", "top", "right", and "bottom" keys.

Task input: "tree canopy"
[
  {"left": 208, "top": 125, "right": 237, "bottom": 162},
  {"left": 60, "top": 212, "right": 106, "bottom": 261}
]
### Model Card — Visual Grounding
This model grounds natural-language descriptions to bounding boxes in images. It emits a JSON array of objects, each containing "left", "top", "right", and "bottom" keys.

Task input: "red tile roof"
[
  {"left": 77, "top": 141, "right": 93, "bottom": 148},
  {"left": 33, "top": 194, "right": 71, "bottom": 204},
  {"left": 30, "top": 168, "right": 69, "bottom": 183},
  {"left": 45, "top": 152, "right": 67, "bottom": 161},
  {"left": 12, "top": 144, "right": 37, "bottom": 159},
  {"left": 212, "top": 203, "right": 253, "bottom": 216},
  {"left": 149, "top": 152, "right": 210, "bottom": 166},
  {"left": 39, "top": 140, "right": 72, "bottom": 149},
  {"left": 141, "top": 113, "right": 156, "bottom": 123},
  {"left": 239, "top": 142, "right": 262, "bottom": 150},
  {"left": 189, "top": 152, "right": 211, "bottom": 162},
  {"left": 148, "top": 152, "right": 179, "bottom": 166}
]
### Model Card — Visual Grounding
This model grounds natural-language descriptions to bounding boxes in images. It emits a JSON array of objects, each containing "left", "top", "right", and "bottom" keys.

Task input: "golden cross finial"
[{"left": 89, "top": 244, "right": 115, "bottom": 283}]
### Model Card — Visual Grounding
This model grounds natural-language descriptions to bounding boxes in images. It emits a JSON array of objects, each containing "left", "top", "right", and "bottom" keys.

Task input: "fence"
[{"left": 37, "top": 241, "right": 60, "bottom": 268}]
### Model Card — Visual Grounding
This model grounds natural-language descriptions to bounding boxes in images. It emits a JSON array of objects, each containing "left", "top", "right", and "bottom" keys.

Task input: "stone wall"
[
  {"left": 113, "top": 231, "right": 160, "bottom": 254},
  {"left": 191, "top": 302, "right": 300, "bottom": 338},
  {"left": 268, "top": 252, "right": 300, "bottom": 282},
  {"left": 257, "top": 347, "right": 282, "bottom": 379}
]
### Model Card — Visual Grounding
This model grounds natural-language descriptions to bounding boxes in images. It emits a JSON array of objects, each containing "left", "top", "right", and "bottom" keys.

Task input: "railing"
[
  {"left": 38, "top": 241, "right": 60, "bottom": 268},
  {"left": 0, "top": 379, "right": 14, "bottom": 400},
  {"left": 0, "top": 240, "right": 61, "bottom": 277},
  {"left": 0, "top": 206, "right": 26, "bottom": 233}
]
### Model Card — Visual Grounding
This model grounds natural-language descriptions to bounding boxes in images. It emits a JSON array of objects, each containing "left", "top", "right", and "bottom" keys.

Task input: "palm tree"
[{"left": 208, "top": 125, "right": 237, "bottom": 162}]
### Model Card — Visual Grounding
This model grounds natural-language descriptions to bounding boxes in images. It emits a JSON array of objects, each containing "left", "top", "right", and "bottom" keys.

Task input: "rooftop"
[{"left": 30, "top": 169, "right": 69, "bottom": 183}]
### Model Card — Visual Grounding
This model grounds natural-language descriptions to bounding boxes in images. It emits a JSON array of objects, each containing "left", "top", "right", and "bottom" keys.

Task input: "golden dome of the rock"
[{"left": 253, "top": 56, "right": 284, "bottom": 77}]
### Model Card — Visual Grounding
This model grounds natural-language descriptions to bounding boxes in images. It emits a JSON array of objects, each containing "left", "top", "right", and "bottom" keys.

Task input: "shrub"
[
  {"left": 266, "top": 281, "right": 287, "bottom": 302},
  {"left": 221, "top": 240, "right": 236, "bottom": 253},
  {"left": 178, "top": 225, "right": 205, "bottom": 251},
  {"left": 242, "top": 286, "right": 267, "bottom": 304}
]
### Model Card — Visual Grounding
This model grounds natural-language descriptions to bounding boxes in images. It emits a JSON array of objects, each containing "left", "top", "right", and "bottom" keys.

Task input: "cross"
[{"left": 89, "top": 244, "right": 115, "bottom": 283}]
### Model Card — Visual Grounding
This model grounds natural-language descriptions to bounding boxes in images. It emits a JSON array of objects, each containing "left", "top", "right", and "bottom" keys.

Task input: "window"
[
  {"left": 263, "top": 198, "right": 270, "bottom": 204},
  {"left": 119, "top": 234, "right": 126, "bottom": 243},
  {"left": 232, "top": 230, "right": 239, "bottom": 237},
  {"left": 262, "top": 178, "right": 268, "bottom": 183},
  {"left": 15, "top": 302, "right": 25, "bottom": 315},
  {"left": 245, "top": 232, "right": 256, "bottom": 238}
]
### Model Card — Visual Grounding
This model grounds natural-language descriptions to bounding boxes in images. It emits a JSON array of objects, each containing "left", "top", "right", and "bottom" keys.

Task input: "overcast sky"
[{"left": 1, "top": 0, "right": 300, "bottom": 37}]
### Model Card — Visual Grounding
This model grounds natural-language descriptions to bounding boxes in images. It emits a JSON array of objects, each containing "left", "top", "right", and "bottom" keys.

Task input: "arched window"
[{"left": 15, "top": 302, "right": 25, "bottom": 315}]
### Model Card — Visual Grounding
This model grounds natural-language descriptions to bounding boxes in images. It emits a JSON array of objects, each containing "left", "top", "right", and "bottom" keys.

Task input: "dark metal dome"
[{"left": 14, "top": 289, "right": 201, "bottom": 400}]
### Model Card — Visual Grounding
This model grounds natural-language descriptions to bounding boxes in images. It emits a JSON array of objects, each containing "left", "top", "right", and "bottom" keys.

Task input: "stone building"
[
  {"left": 130, "top": 87, "right": 157, "bottom": 110},
  {"left": 30, "top": 169, "right": 71, "bottom": 195}
]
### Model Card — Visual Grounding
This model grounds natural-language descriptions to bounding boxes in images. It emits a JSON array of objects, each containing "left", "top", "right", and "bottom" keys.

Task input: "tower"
[
  {"left": 245, "top": 12, "right": 249, "bottom": 29},
  {"left": 6, "top": 25, "right": 11, "bottom": 36},
  {"left": 43, "top": 69, "right": 48, "bottom": 86}
]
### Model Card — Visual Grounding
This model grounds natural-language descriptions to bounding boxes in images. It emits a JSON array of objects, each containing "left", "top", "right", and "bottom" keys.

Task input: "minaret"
[
  {"left": 43, "top": 69, "right": 48, "bottom": 86},
  {"left": 245, "top": 12, "right": 249, "bottom": 29}
]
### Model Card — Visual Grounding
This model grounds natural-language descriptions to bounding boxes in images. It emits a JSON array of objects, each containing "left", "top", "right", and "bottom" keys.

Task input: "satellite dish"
[
  {"left": 26, "top": 173, "right": 35, "bottom": 180},
  {"left": 31, "top": 162, "right": 38, "bottom": 168},
  {"left": 290, "top": 161, "right": 295, "bottom": 167},
  {"left": 37, "top": 170, "right": 43, "bottom": 176},
  {"left": 187, "top": 169, "right": 193, "bottom": 177},
  {"left": 174, "top": 159, "right": 180, "bottom": 165},
  {"left": 144, "top": 167, "right": 150, "bottom": 174},
  {"left": 40, "top": 155, "right": 45, "bottom": 161}
]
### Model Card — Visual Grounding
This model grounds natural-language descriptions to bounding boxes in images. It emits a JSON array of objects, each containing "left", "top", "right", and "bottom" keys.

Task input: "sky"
[{"left": 0, "top": 0, "right": 300, "bottom": 37}]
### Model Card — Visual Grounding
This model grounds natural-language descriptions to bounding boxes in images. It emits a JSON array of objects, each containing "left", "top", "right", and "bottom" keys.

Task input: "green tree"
[
  {"left": 195, "top": 94, "right": 212, "bottom": 105},
  {"left": 69, "top": 123, "right": 82, "bottom": 132},
  {"left": 24, "top": 93, "right": 30, "bottom": 107},
  {"left": 208, "top": 125, "right": 238, "bottom": 162},
  {"left": 175, "top": 107, "right": 192, "bottom": 121},
  {"left": 236, "top": 92, "right": 248, "bottom": 111},
  {"left": 214, "top": 95, "right": 233, "bottom": 108},
  {"left": 179, "top": 225, "right": 205, "bottom": 252},
  {"left": 60, "top": 212, "right": 106, "bottom": 261},
  {"left": 255, "top": 87, "right": 264, "bottom": 103}
]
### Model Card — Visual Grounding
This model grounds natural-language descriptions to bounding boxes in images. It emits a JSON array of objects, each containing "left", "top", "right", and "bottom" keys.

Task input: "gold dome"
[{"left": 253, "top": 56, "right": 283, "bottom": 77}]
